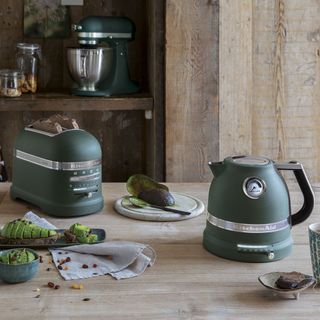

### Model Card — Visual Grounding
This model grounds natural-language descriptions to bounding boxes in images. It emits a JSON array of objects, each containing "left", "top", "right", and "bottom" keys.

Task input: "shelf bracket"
[{"left": 145, "top": 110, "right": 153, "bottom": 120}]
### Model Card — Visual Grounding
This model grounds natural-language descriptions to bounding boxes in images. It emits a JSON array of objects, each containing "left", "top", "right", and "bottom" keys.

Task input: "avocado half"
[
  {"left": 126, "top": 174, "right": 169, "bottom": 197},
  {"left": 126, "top": 174, "right": 175, "bottom": 206}
]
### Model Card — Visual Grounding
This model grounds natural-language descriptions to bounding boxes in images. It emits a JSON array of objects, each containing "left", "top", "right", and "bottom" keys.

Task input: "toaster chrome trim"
[
  {"left": 207, "top": 213, "right": 290, "bottom": 233},
  {"left": 15, "top": 150, "right": 101, "bottom": 171},
  {"left": 70, "top": 172, "right": 100, "bottom": 182},
  {"left": 61, "top": 160, "right": 101, "bottom": 170},
  {"left": 16, "top": 150, "right": 60, "bottom": 170},
  {"left": 77, "top": 32, "right": 132, "bottom": 39},
  {"left": 25, "top": 127, "right": 85, "bottom": 137}
]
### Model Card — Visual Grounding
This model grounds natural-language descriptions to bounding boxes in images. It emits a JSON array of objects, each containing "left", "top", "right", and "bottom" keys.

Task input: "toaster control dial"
[{"left": 243, "top": 177, "right": 266, "bottom": 199}]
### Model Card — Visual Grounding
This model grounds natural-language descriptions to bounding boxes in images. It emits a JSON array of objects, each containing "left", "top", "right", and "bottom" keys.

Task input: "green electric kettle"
[{"left": 203, "top": 155, "right": 314, "bottom": 262}]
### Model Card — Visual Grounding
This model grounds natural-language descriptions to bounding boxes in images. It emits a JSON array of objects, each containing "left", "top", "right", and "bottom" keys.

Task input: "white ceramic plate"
[{"left": 113, "top": 192, "right": 205, "bottom": 221}]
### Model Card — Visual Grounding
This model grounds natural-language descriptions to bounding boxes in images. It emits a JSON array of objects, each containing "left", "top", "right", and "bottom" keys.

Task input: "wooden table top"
[{"left": 0, "top": 182, "right": 319, "bottom": 319}]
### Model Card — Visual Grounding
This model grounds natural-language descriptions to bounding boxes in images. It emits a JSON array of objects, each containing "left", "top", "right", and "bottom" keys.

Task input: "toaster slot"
[{"left": 70, "top": 172, "right": 100, "bottom": 182}]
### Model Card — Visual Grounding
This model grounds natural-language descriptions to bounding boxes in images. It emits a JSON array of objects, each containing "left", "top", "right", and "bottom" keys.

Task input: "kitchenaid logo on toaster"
[{"left": 207, "top": 213, "right": 290, "bottom": 233}]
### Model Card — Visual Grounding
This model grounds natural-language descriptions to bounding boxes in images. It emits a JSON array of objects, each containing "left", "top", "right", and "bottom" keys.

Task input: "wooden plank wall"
[
  {"left": 0, "top": 0, "right": 151, "bottom": 182},
  {"left": 219, "top": 0, "right": 320, "bottom": 184},
  {"left": 166, "top": 0, "right": 320, "bottom": 183},
  {"left": 251, "top": 0, "right": 320, "bottom": 183},
  {"left": 165, "top": 0, "right": 219, "bottom": 182},
  {"left": 219, "top": 0, "right": 253, "bottom": 158}
]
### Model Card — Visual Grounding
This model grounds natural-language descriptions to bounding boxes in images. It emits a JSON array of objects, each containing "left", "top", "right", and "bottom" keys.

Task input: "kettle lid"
[{"left": 229, "top": 155, "right": 270, "bottom": 166}]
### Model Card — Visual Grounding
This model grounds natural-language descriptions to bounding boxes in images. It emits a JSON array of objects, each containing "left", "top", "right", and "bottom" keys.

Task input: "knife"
[{"left": 128, "top": 196, "right": 191, "bottom": 215}]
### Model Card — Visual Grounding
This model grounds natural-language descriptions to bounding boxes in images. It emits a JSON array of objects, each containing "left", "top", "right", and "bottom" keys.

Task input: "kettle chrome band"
[
  {"left": 15, "top": 150, "right": 101, "bottom": 171},
  {"left": 207, "top": 213, "right": 290, "bottom": 233}
]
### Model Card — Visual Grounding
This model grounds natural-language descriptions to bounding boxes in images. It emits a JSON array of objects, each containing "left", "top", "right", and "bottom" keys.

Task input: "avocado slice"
[
  {"left": 87, "top": 234, "right": 98, "bottom": 243},
  {"left": 15, "top": 221, "right": 28, "bottom": 239},
  {"left": 11, "top": 221, "right": 21, "bottom": 239},
  {"left": 1, "top": 223, "right": 9, "bottom": 237},
  {"left": 26, "top": 250, "right": 35, "bottom": 263},
  {"left": 31, "top": 226, "right": 42, "bottom": 238},
  {"left": 3, "top": 222, "right": 14, "bottom": 238},
  {"left": 49, "top": 230, "right": 56, "bottom": 237},
  {"left": 0, "top": 254, "right": 9, "bottom": 264},
  {"left": 23, "top": 222, "right": 32, "bottom": 239},
  {"left": 77, "top": 234, "right": 98, "bottom": 244},
  {"left": 40, "top": 229, "right": 49, "bottom": 238}
]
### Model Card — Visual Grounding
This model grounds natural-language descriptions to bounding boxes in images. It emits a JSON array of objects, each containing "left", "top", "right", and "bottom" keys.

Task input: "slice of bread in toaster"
[
  {"left": 0, "top": 219, "right": 59, "bottom": 245},
  {"left": 31, "top": 119, "right": 63, "bottom": 134},
  {"left": 48, "top": 114, "right": 79, "bottom": 129}
]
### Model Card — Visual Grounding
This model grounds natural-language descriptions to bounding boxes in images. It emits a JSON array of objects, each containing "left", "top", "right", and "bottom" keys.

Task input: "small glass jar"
[
  {"left": 16, "top": 43, "right": 41, "bottom": 93},
  {"left": 0, "top": 69, "right": 25, "bottom": 97}
]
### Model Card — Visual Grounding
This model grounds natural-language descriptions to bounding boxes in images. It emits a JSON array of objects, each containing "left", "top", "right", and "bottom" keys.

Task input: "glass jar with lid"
[
  {"left": 16, "top": 43, "right": 41, "bottom": 93},
  {"left": 0, "top": 69, "right": 25, "bottom": 97}
]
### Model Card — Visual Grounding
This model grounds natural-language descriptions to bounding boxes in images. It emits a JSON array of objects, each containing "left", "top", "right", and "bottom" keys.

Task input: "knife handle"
[{"left": 150, "top": 205, "right": 191, "bottom": 215}]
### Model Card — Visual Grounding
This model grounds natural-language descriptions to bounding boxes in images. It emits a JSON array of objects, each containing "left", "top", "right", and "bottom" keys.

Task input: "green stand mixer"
[
  {"left": 203, "top": 156, "right": 314, "bottom": 262},
  {"left": 68, "top": 16, "right": 139, "bottom": 96}
]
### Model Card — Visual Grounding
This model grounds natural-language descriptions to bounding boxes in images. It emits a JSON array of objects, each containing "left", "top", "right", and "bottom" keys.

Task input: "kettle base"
[{"left": 203, "top": 231, "right": 293, "bottom": 263}]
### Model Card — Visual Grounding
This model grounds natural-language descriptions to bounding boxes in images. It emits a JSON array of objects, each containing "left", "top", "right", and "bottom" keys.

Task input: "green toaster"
[{"left": 10, "top": 127, "right": 104, "bottom": 217}]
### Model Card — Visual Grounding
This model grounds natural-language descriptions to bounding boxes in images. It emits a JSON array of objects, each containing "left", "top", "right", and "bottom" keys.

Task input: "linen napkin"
[
  {"left": 24, "top": 211, "right": 57, "bottom": 229},
  {"left": 49, "top": 242, "right": 155, "bottom": 280},
  {"left": 23, "top": 211, "right": 156, "bottom": 280}
]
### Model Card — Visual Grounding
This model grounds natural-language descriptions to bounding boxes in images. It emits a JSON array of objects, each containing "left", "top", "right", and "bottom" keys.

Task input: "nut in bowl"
[{"left": 0, "top": 248, "right": 39, "bottom": 283}]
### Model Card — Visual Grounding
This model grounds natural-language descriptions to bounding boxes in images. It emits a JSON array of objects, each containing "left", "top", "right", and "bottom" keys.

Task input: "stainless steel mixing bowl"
[{"left": 67, "top": 47, "right": 113, "bottom": 92}]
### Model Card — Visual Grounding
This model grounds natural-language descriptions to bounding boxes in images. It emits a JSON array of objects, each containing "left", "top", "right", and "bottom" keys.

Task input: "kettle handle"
[{"left": 275, "top": 161, "right": 314, "bottom": 225}]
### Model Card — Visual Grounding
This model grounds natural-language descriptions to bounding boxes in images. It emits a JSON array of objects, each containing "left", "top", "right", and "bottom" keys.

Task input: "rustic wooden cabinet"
[{"left": 0, "top": 0, "right": 164, "bottom": 182}]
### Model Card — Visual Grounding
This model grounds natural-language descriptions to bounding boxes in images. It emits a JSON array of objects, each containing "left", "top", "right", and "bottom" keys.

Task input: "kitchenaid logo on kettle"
[
  {"left": 243, "top": 177, "right": 266, "bottom": 199},
  {"left": 206, "top": 214, "right": 290, "bottom": 233},
  {"left": 240, "top": 223, "right": 277, "bottom": 232}
]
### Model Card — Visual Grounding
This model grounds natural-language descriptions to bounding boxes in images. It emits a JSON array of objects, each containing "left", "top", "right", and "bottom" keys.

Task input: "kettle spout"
[{"left": 208, "top": 161, "right": 223, "bottom": 176}]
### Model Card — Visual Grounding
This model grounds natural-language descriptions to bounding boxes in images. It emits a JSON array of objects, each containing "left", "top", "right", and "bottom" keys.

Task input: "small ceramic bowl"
[
  {"left": 0, "top": 248, "right": 39, "bottom": 284},
  {"left": 258, "top": 271, "right": 316, "bottom": 300}
]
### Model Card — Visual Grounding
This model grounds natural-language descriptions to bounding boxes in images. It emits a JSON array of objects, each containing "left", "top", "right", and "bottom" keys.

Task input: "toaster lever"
[
  {"left": 73, "top": 186, "right": 98, "bottom": 197},
  {"left": 74, "top": 191, "right": 97, "bottom": 198}
]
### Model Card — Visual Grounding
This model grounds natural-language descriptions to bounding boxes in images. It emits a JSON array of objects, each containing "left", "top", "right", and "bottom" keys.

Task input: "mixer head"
[{"left": 72, "top": 16, "right": 135, "bottom": 46}]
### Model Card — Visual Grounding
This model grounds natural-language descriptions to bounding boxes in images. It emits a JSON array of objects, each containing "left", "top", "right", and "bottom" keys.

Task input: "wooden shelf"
[{"left": 0, "top": 91, "right": 153, "bottom": 112}]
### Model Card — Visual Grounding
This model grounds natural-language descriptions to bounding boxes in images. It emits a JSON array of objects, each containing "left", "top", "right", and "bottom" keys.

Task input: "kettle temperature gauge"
[{"left": 243, "top": 177, "right": 266, "bottom": 199}]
